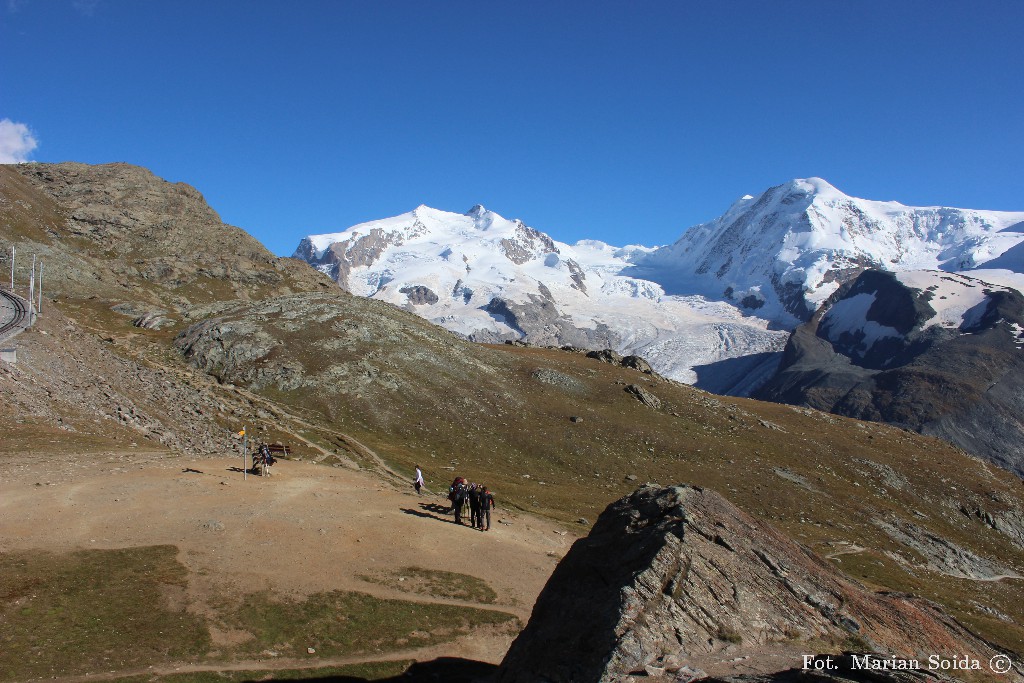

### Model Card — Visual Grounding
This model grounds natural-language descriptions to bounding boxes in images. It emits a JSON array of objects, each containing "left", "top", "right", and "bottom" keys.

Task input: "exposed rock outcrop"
[
  {"left": 756, "top": 269, "right": 1024, "bottom": 477},
  {"left": 588, "top": 348, "right": 625, "bottom": 365},
  {"left": 499, "top": 221, "right": 559, "bottom": 265},
  {"left": 399, "top": 285, "right": 439, "bottom": 306},
  {"left": 873, "top": 516, "right": 1020, "bottom": 580},
  {"left": 588, "top": 349, "right": 659, "bottom": 377},
  {"left": 481, "top": 295, "right": 618, "bottom": 348},
  {"left": 624, "top": 383, "right": 662, "bottom": 409},
  {"left": 622, "top": 355, "right": 655, "bottom": 375},
  {"left": 498, "top": 485, "right": 1014, "bottom": 683},
  {"left": 295, "top": 226, "right": 406, "bottom": 290},
  {"left": 532, "top": 368, "right": 586, "bottom": 393}
]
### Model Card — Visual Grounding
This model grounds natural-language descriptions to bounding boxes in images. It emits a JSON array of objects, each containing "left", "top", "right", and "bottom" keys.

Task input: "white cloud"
[{"left": 0, "top": 119, "right": 38, "bottom": 163}]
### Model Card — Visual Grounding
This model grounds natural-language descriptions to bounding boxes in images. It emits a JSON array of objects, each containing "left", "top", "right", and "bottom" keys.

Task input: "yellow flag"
[{"left": 237, "top": 428, "right": 245, "bottom": 437}]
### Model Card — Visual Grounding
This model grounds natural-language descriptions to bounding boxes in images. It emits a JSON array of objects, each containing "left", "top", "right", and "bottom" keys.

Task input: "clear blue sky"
[{"left": 2, "top": 1, "right": 1022, "bottom": 255}]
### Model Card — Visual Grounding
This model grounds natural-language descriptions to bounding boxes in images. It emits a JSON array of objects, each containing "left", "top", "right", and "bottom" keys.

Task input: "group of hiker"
[
  {"left": 412, "top": 465, "right": 496, "bottom": 531},
  {"left": 448, "top": 477, "right": 495, "bottom": 530}
]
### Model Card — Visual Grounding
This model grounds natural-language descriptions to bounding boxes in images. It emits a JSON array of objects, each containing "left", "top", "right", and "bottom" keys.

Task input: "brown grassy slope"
[
  {"left": 3, "top": 161, "right": 1024, "bottom": 658},
  {"left": 0, "top": 162, "right": 331, "bottom": 307}
]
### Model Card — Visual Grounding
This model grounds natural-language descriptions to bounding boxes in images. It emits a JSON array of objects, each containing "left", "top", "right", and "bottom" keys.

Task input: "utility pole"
[
  {"left": 9, "top": 246, "right": 14, "bottom": 293},
  {"left": 27, "top": 256, "right": 35, "bottom": 326},
  {"left": 37, "top": 261, "right": 43, "bottom": 314}
]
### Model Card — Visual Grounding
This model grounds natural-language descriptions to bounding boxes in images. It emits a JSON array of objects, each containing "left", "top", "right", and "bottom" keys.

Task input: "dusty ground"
[{"left": 0, "top": 448, "right": 576, "bottom": 678}]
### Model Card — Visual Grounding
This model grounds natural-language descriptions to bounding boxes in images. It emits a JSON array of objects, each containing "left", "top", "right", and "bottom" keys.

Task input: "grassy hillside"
[{"left": 172, "top": 292, "right": 1024, "bottom": 655}]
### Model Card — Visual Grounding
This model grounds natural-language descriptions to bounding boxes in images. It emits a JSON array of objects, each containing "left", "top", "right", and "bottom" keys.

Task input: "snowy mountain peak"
[
  {"left": 638, "top": 178, "right": 1024, "bottom": 323},
  {"left": 410, "top": 204, "right": 463, "bottom": 222},
  {"left": 739, "top": 177, "right": 847, "bottom": 216},
  {"left": 786, "top": 176, "right": 840, "bottom": 195},
  {"left": 466, "top": 204, "right": 488, "bottom": 218}
]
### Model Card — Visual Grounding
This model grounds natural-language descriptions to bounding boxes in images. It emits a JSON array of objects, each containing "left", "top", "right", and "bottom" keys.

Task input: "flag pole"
[{"left": 243, "top": 427, "right": 248, "bottom": 481}]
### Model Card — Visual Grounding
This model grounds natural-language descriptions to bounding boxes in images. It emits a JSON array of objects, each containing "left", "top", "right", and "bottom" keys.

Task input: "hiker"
[
  {"left": 413, "top": 465, "right": 425, "bottom": 495},
  {"left": 479, "top": 486, "right": 495, "bottom": 531},
  {"left": 449, "top": 477, "right": 468, "bottom": 524},
  {"left": 468, "top": 483, "right": 482, "bottom": 529},
  {"left": 257, "top": 443, "right": 275, "bottom": 476}
]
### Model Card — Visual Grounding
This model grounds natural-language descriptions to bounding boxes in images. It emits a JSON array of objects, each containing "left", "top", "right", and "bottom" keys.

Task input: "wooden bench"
[{"left": 253, "top": 443, "right": 289, "bottom": 476}]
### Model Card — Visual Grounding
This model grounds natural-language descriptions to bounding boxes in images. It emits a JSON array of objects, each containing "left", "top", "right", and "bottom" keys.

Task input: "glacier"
[{"left": 293, "top": 180, "right": 1024, "bottom": 393}]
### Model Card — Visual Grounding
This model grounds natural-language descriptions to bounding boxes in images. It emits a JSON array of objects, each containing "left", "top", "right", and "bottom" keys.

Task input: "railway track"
[{"left": 0, "top": 288, "right": 30, "bottom": 343}]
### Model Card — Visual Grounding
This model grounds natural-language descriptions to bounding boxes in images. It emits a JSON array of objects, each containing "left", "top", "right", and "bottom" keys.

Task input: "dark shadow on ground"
[
  {"left": 226, "top": 466, "right": 268, "bottom": 475},
  {"left": 400, "top": 506, "right": 463, "bottom": 526},
  {"left": 248, "top": 656, "right": 498, "bottom": 682},
  {"left": 182, "top": 468, "right": 205, "bottom": 474}
]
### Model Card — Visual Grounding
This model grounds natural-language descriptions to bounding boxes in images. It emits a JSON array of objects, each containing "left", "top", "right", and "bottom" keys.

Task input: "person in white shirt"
[{"left": 413, "top": 465, "right": 425, "bottom": 495}]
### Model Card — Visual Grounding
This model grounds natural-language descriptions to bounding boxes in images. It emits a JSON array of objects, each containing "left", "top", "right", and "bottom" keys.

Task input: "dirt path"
[{"left": 0, "top": 449, "right": 577, "bottom": 676}]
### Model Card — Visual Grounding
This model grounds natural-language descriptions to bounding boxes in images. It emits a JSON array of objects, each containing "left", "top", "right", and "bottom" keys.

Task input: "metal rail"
[{"left": 0, "top": 288, "right": 30, "bottom": 343}]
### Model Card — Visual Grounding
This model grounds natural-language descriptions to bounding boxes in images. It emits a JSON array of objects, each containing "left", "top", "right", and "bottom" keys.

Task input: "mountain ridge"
[
  {"left": 634, "top": 177, "right": 1024, "bottom": 321},
  {"left": 292, "top": 180, "right": 1024, "bottom": 388},
  {"left": 755, "top": 268, "right": 1024, "bottom": 477}
]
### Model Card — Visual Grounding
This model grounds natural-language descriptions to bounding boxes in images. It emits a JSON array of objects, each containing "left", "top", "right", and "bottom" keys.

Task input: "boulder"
[
  {"left": 625, "top": 383, "right": 661, "bottom": 409},
  {"left": 498, "top": 485, "right": 1010, "bottom": 683},
  {"left": 587, "top": 348, "right": 625, "bottom": 365},
  {"left": 622, "top": 355, "right": 654, "bottom": 374}
]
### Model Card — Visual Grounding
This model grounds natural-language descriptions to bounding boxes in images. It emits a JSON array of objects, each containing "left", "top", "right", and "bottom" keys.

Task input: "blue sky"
[{"left": 2, "top": 1, "right": 1022, "bottom": 255}]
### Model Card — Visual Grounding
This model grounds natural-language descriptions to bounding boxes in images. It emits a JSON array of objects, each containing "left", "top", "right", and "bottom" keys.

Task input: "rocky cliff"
[
  {"left": 756, "top": 269, "right": 1024, "bottom": 477},
  {"left": 499, "top": 485, "right": 1020, "bottom": 683}
]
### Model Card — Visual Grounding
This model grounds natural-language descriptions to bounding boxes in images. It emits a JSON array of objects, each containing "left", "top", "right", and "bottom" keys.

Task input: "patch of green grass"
[
  {"left": 0, "top": 545, "right": 515, "bottom": 682},
  {"left": 228, "top": 589, "right": 518, "bottom": 659},
  {"left": 359, "top": 566, "right": 498, "bottom": 604},
  {"left": 0, "top": 545, "right": 210, "bottom": 682},
  {"left": 716, "top": 625, "right": 743, "bottom": 644}
]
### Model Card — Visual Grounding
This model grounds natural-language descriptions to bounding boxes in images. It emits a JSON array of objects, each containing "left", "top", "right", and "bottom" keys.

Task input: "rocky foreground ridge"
[{"left": 499, "top": 485, "right": 1020, "bottom": 683}]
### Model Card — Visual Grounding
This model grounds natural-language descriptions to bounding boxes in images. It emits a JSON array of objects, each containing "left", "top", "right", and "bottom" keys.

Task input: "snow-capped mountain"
[
  {"left": 632, "top": 178, "right": 1024, "bottom": 324},
  {"left": 756, "top": 268, "right": 1024, "bottom": 476},
  {"left": 293, "top": 205, "right": 788, "bottom": 388},
  {"left": 293, "top": 181, "right": 1024, "bottom": 391}
]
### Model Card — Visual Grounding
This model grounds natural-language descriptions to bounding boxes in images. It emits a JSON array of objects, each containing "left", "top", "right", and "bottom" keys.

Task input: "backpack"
[{"left": 449, "top": 477, "right": 467, "bottom": 503}]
